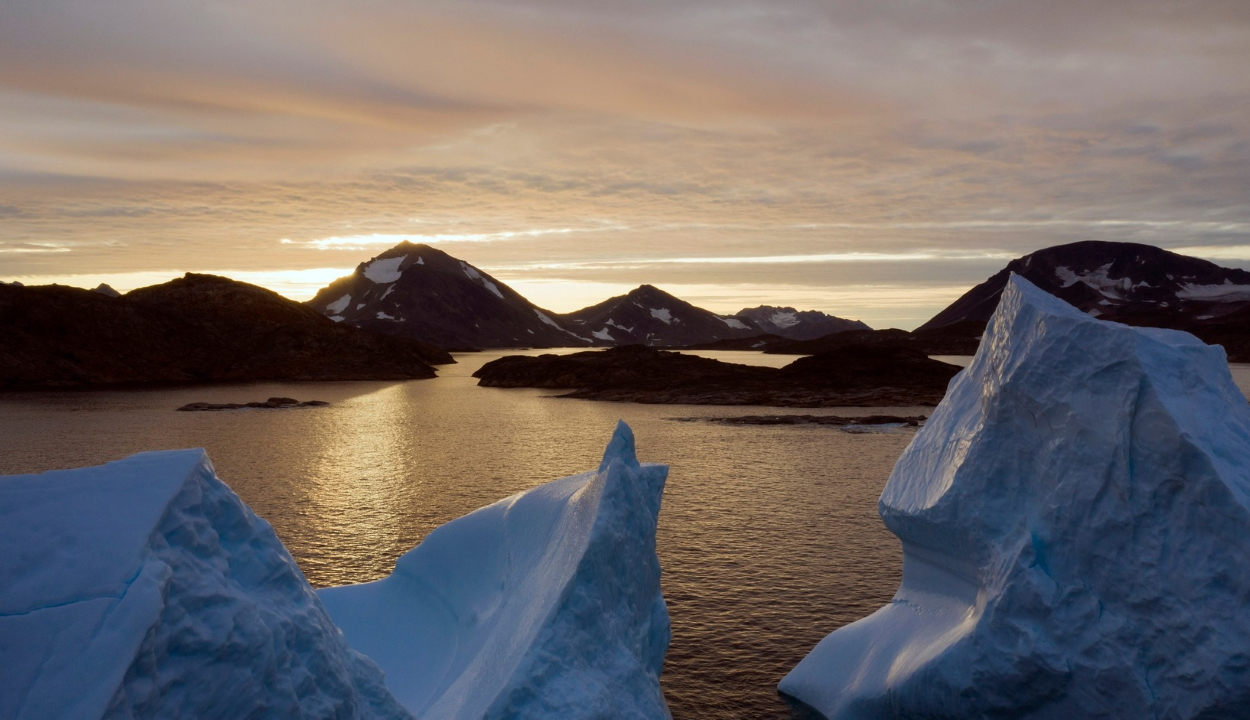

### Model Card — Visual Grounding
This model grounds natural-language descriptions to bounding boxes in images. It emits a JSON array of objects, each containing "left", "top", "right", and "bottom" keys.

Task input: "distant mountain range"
[
  {"left": 559, "top": 284, "right": 758, "bottom": 346},
  {"left": 734, "top": 306, "right": 869, "bottom": 339},
  {"left": 306, "top": 242, "right": 869, "bottom": 349},
  {"left": 10, "top": 238, "right": 1250, "bottom": 391},
  {"left": 0, "top": 274, "right": 449, "bottom": 389}
]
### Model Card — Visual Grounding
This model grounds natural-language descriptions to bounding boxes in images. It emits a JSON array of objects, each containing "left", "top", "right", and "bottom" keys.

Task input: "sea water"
[{"left": 3, "top": 352, "right": 1246, "bottom": 718}]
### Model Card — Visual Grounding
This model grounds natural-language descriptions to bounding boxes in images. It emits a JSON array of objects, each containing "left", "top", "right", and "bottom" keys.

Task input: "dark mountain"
[
  {"left": 559, "top": 284, "right": 762, "bottom": 347},
  {"left": 306, "top": 242, "right": 590, "bottom": 350},
  {"left": 0, "top": 274, "right": 449, "bottom": 389},
  {"left": 762, "top": 321, "right": 986, "bottom": 357},
  {"left": 920, "top": 241, "right": 1250, "bottom": 331},
  {"left": 733, "top": 306, "right": 869, "bottom": 340},
  {"left": 474, "top": 344, "right": 960, "bottom": 406}
]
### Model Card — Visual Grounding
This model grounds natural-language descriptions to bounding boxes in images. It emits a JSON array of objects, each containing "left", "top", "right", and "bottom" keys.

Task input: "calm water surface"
[{"left": 4, "top": 351, "right": 1245, "bottom": 717}]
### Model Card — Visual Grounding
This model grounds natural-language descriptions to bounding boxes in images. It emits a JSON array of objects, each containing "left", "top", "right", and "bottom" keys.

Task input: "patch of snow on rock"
[
  {"left": 769, "top": 311, "right": 799, "bottom": 328},
  {"left": 592, "top": 327, "right": 614, "bottom": 341},
  {"left": 377, "top": 311, "right": 398, "bottom": 321},
  {"left": 0, "top": 450, "right": 412, "bottom": 720},
  {"left": 1177, "top": 279, "right": 1250, "bottom": 301},
  {"left": 461, "top": 261, "right": 504, "bottom": 299},
  {"left": 380, "top": 286, "right": 395, "bottom": 301},
  {"left": 719, "top": 316, "right": 750, "bottom": 330},
  {"left": 320, "top": 422, "right": 671, "bottom": 720},
  {"left": 363, "top": 257, "right": 405, "bottom": 284},
  {"left": 325, "top": 293, "right": 352, "bottom": 314},
  {"left": 780, "top": 274, "right": 1250, "bottom": 719},
  {"left": 1053, "top": 263, "right": 1147, "bottom": 299},
  {"left": 650, "top": 308, "right": 673, "bottom": 324},
  {"left": 329, "top": 315, "right": 345, "bottom": 322},
  {"left": 534, "top": 309, "right": 562, "bottom": 328}
]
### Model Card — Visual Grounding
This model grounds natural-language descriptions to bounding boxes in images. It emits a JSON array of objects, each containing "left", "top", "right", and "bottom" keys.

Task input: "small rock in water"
[{"left": 176, "top": 398, "right": 329, "bottom": 411}]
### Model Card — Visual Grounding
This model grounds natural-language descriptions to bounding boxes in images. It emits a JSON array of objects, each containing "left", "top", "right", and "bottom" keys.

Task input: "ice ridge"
[
  {"left": 0, "top": 449, "right": 411, "bottom": 720},
  {"left": 319, "top": 420, "right": 672, "bottom": 719},
  {"left": 780, "top": 274, "right": 1250, "bottom": 719}
]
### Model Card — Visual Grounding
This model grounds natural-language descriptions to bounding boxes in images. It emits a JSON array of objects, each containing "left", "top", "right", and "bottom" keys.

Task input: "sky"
[{"left": 1, "top": 0, "right": 1248, "bottom": 328}]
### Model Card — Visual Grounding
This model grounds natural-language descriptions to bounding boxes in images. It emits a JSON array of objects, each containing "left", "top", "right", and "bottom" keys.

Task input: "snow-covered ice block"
[
  {"left": 0, "top": 449, "right": 411, "bottom": 720},
  {"left": 780, "top": 275, "right": 1250, "bottom": 719},
  {"left": 319, "top": 421, "right": 672, "bottom": 719}
]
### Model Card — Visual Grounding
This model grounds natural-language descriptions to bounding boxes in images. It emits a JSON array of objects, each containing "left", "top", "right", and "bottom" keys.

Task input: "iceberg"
[
  {"left": 0, "top": 449, "right": 410, "bottom": 720},
  {"left": 780, "top": 275, "right": 1250, "bottom": 719},
  {"left": 318, "top": 421, "right": 672, "bottom": 720}
]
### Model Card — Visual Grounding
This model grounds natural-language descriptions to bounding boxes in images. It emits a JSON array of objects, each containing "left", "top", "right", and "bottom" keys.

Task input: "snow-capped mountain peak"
[
  {"left": 307, "top": 242, "right": 590, "bottom": 350},
  {"left": 733, "top": 305, "right": 869, "bottom": 340}
]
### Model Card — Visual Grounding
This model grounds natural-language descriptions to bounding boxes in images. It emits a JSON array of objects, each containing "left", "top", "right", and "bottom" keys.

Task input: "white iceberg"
[
  {"left": 0, "top": 449, "right": 410, "bottom": 720},
  {"left": 780, "top": 275, "right": 1250, "bottom": 718},
  {"left": 319, "top": 421, "right": 672, "bottom": 719}
]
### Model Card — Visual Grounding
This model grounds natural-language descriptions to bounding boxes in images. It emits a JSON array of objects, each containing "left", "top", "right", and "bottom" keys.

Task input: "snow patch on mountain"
[
  {"left": 534, "top": 308, "right": 561, "bottom": 328},
  {"left": 781, "top": 274, "right": 1250, "bottom": 718},
  {"left": 377, "top": 311, "right": 398, "bottom": 321},
  {"left": 769, "top": 310, "right": 799, "bottom": 328},
  {"left": 592, "top": 328, "right": 614, "bottom": 341},
  {"left": 320, "top": 422, "right": 671, "bottom": 720},
  {"left": 650, "top": 308, "right": 673, "bottom": 324},
  {"left": 1177, "top": 280, "right": 1250, "bottom": 300},
  {"left": 460, "top": 261, "right": 504, "bottom": 299},
  {"left": 1053, "top": 263, "right": 1152, "bottom": 299},
  {"left": 326, "top": 294, "right": 352, "bottom": 314},
  {"left": 364, "top": 257, "right": 405, "bottom": 284},
  {"left": 718, "top": 316, "right": 750, "bottom": 330}
]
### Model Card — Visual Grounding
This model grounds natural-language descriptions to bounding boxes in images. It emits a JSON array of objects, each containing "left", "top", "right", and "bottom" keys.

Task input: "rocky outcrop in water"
[
  {"left": 474, "top": 345, "right": 960, "bottom": 407},
  {"left": 176, "top": 397, "right": 330, "bottom": 411}
]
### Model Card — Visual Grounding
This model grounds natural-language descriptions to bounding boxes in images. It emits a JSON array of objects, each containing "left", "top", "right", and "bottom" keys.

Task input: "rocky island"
[{"left": 474, "top": 345, "right": 961, "bottom": 406}]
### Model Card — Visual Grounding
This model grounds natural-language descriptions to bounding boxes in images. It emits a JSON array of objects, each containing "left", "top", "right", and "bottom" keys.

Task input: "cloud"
[{"left": 0, "top": 0, "right": 1247, "bottom": 326}]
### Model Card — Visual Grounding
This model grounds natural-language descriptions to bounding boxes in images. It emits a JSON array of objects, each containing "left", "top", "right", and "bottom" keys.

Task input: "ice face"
[
  {"left": 780, "top": 274, "right": 1250, "bottom": 719},
  {"left": 319, "top": 421, "right": 672, "bottom": 720},
  {"left": 0, "top": 450, "right": 411, "bottom": 720}
]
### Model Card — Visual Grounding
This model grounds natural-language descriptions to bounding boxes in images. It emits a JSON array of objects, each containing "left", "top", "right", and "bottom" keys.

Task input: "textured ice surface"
[
  {"left": 319, "top": 421, "right": 672, "bottom": 720},
  {"left": 780, "top": 274, "right": 1250, "bottom": 719},
  {"left": 0, "top": 450, "right": 411, "bottom": 720}
]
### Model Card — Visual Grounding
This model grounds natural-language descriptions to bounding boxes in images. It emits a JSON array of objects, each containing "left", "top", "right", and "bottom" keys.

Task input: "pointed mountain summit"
[
  {"left": 920, "top": 240, "right": 1250, "bottom": 331},
  {"left": 559, "top": 284, "right": 762, "bottom": 347},
  {"left": 733, "top": 306, "right": 868, "bottom": 340},
  {"left": 307, "top": 242, "right": 591, "bottom": 350}
]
